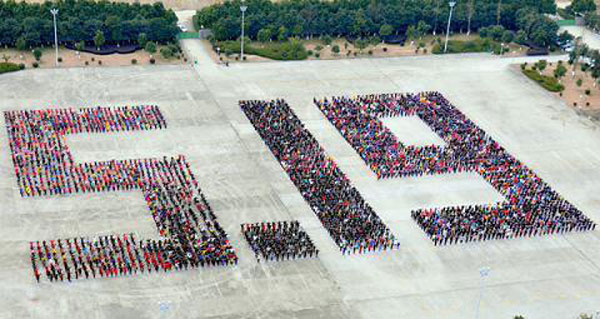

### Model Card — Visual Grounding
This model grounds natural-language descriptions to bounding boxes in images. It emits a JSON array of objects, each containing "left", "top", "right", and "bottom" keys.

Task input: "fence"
[
  {"left": 557, "top": 19, "right": 576, "bottom": 27},
  {"left": 176, "top": 32, "right": 200, "bottom": 40}
]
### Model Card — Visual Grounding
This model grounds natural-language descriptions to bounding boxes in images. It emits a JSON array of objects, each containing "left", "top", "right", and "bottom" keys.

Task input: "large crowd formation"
[
  {"left": 240, "top": 99, "right": 399, "bottom": 254},
  {"left": 242, "top": 221, "right": 319, "bottom": 262},
  {"left": 315, "top": 92, "right": 596, "bottom": 243},
  {"left": 5, "top": 106, "right": 237, "bottom": 282}
]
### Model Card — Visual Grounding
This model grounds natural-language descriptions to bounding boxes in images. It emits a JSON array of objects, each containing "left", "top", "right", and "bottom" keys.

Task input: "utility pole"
[
  {"left": 444, "top": 1, "right": 457, "bottom": 53},
  {"left": 50, "top": 8, "right": 59, "bottom": 67},
  {"left": 240, "top": 0, "right": 247, "bottom": 61},
  {"left": 496, "top": 0, "right": 502, "bottom": 25}
]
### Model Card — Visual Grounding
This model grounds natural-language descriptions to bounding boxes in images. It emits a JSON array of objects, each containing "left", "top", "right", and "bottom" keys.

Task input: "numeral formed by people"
[
  {"left": 4, "top": 106, "right": 237, "bottom": 283},
  {"left": 314, "top": 92, "right": 595, "bottom": 245},
  {"left": 240, "top": 100, "right": 400, "bottom": 255}
]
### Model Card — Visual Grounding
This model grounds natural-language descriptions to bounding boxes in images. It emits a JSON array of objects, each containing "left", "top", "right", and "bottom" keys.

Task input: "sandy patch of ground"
[
  {"left": 537, "top": 61, "right": 600, "bottom": 110},
  {"left": 212, "top": 34, "right": 527, "bottom": 64},
  {"left": 0, "top": 46, "right": 188, "bottom": 69}
]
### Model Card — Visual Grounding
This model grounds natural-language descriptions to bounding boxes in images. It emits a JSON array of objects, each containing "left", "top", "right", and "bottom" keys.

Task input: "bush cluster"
[
  {"left": 432, "top": 38, "right": 500, "bottom": 54},
  {"left": 522, "top": 69, "right": 565, "bottom": 92},
  {"left": 0, "top": 62, "right": 22, "bottom": 74},
  {"left": 216, "top": 38, "right": 308, "bottom": 61}
]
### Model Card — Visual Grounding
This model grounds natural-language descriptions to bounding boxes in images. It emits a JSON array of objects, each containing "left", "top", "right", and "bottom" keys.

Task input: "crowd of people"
[
  {"left": 315, "top": 92, "right": 596, "bottom": 243},
  {"left": 240, "top": 99, "right": 399, "bottom": 254},
  {"left": 29, "top": 233, "right": 235, "bottom": 283},
  {"left": 5, "top": 106, "right": 237, "bottom": 282},
  {"left": 241, "top": 221, "right": 319, "bottom": 262}
]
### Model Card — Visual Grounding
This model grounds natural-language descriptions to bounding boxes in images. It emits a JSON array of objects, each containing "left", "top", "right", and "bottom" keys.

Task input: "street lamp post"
[
  {"left": 476, "top": 267, "right": 491, "bottom": 319},
  {"left": 50, "top": 8, "right": 59, "bottom": 67},
  {"left": 444, "top": 1, "right": 457, "bottom": 54},
  {"left": 240, "top": 1, "right": 247, "bottom": 61}
]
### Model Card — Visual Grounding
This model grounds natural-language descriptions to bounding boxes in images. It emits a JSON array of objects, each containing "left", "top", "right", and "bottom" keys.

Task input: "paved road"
[{"left": 561, "top": 26, "right": 600, "bottom": 50}]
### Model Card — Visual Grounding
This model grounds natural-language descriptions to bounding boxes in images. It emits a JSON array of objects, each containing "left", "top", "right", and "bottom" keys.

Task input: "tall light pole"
[
  {"left": 50, "top": 8, "right": 59, "bottom": 67},
  {"left": 476, "top": 266, "right": 491, "bottom": 319},
  {"left": 240, "top": 0, "right": 247, "bottom": 61},
  {"left": 444, "top": 1, "right": 457, "bottom": 54}
]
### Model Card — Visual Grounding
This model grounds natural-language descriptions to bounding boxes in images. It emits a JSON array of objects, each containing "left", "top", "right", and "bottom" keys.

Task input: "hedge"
[
  {"left": 216, "top": 40, "right": 308, "bottom": 61},
  {"left": 432, "top": 38, "right": 501, "bottom": 54},
  {"left": 0, "top": 62, "right": 22, "bottom": 74},
  {"left": 522, "top": 69, "right": 565, "bottom": 92}
]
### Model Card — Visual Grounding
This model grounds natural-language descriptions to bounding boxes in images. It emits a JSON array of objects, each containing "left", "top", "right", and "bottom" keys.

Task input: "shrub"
[
  {"left": 315, "top": 45, "right": 323, "bottom": 51},
  {"left": 369, "top": 35, "right": 381, "bottom": 46},
  {"left": 332, "top": 44, "right": 340, "bottom": 54},
  {"left": 138, "top": 33, "right": 148, "bottom": 47},
  {"left": 257, "top": 28, "right": 272, "bottom": 42},
  {"left": 85, "top": 61, "right": 89, "bottom": 65},
  {"left": 160, "top": 47, "right": 174, "bottom": 59},
  {"left": 168, "top": 43, "right": 180, "bottom": 54},
  {"left": 522, "top": 69, "right": 565, "bottom": 92},
  {"left": 149, "top": 58, "right": 156, "bottom": 64},
  {"left": 0, "top": 62, "right": 22, "bottom": 74},
  {"left": 32, "top": 62, "right": 39, "bottom": 68},
  {"left": 585, "top": 88, "right": 591, "bottom": 95},
  {"left": 98, "top": 60, "right": 102, "bottom": 65},
  {"left": 33, "top": 49, "right": 42, "bottom": 61},
  {"left": 383, "top": 47, "right": 388, "bottom": 52},
  {"left": 368, "top": 50, "right": 373, "bottom": 55},
  {"left": 75, "top": 40, "right": 85, "bottom": 52},
  {"left": 315, "top": 52, "right": 320, "bottom": 58},
  {"left": 18, "top": 63, "right": 25, "bottom": 70},
  {"left": 216, "top": 38, "right": 308, "bottom": 61},
  {"left": 379, "top": 24, "right": 394, "bottom": 37},
  {"left": 521, "top": 62, "right": 527, "bottom": 70},
  {"left": 16, "top": 37, "right": 27, "bottom": 51},
  {"left": 131, "top": 59, "right": 137, "bottom": 64},
  {"left": 145, "top": 42, "right": 157, "bottom": 54},
  {"left": 57, "top": 57, "right": 62, "bottom": 63},
  {"left": 432, "top": 38, "right": 498, "bottom": 54},
  {"left": 321, "top": 35, "right": 333, "bottom": 45},
  {"left": 587, "top": 102, "right": 590, "bottom": 106},
  {"left": 307, "top": 50, "right": 313, "bottom": 56},
  {"left": 91, "top": 57, "right": 95, "bottom": 61},
  {"left": 353, "top": 51, "right": 357, "bottom": 56},
  {"left": 577, "top": 78, "right": 583, "bottom": 87}
]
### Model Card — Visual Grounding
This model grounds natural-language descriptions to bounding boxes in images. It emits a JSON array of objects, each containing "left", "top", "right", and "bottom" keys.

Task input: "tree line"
[
  {"left": 195, "top": 0, "right": 557, "bottom": 43},
  {"left": 0, "top": 0, "right": 179, "bottom": 49}
]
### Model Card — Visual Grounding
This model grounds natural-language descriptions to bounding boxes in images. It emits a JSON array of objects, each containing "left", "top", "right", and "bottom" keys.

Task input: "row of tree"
[
  {"left": 0, "top": 0, "right": 179, "bottom": 49},
  {"left": 195, "top": 0, "right": 557, "bottom": 42},
  {"left": 569, "top": 41, "right": 600, "bottom": 83},
  {"left": 584, "top": 12, "right": 600, "bottom": 33}
]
